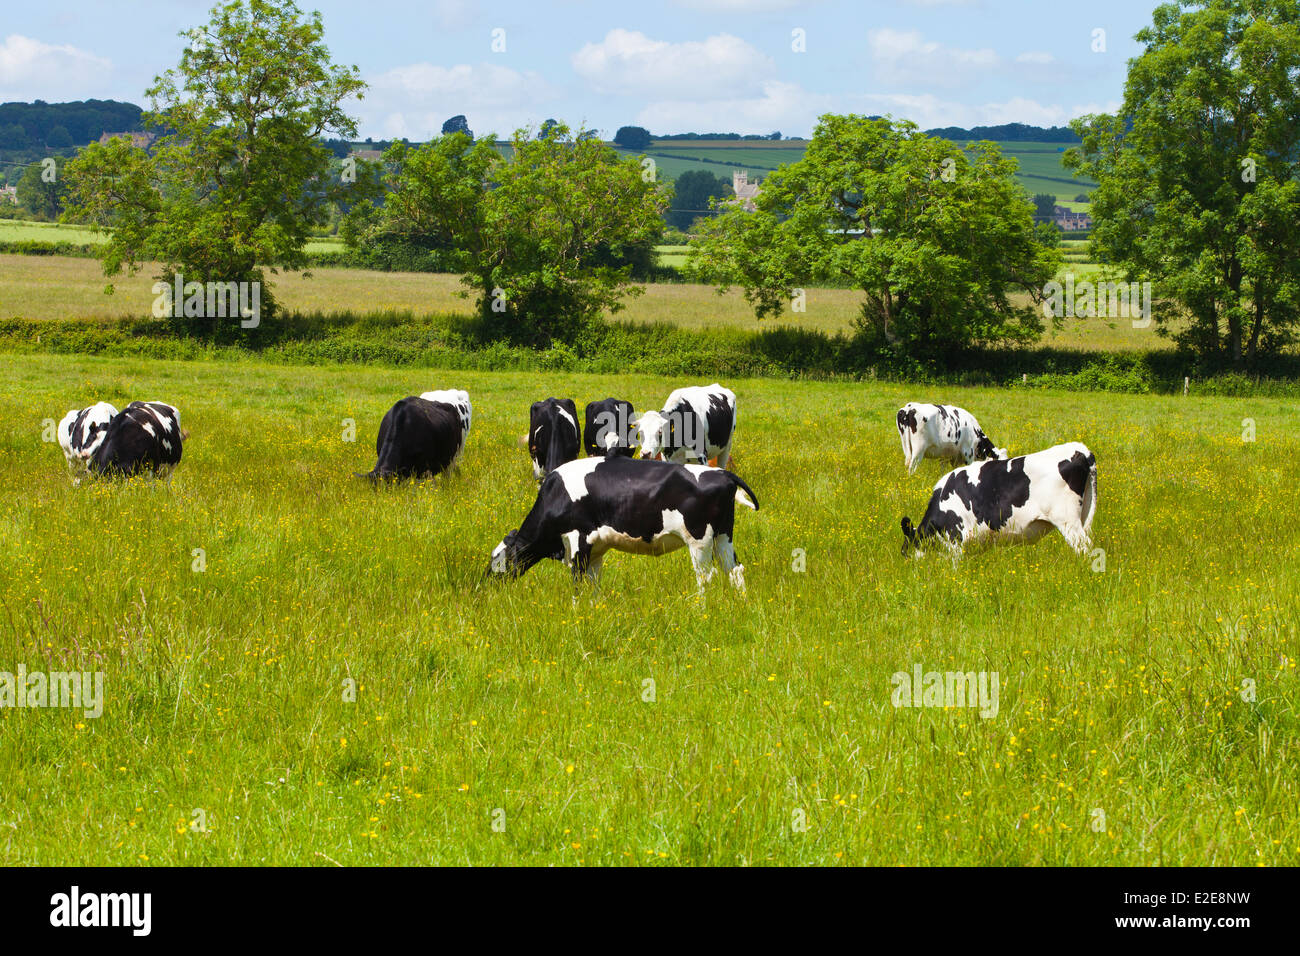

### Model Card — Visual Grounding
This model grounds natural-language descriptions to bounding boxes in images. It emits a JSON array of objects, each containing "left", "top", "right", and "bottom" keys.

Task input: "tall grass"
[{"left": 0, "top": 353, "right": 1295, "bottom": 864}]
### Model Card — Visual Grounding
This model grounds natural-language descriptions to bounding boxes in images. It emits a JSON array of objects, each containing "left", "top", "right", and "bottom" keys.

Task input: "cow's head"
[
  {"left": 632, "top": 411, "right": 667, "bottom": 460},
  {"left": 488, "top": 530, "right": 522, "bottom": 577},
  {"left": 972, "top": 432, "right": 1007, "bottom": 462},
  {"left": 900, "top": 516, "right": 918, "bottom": 554}
]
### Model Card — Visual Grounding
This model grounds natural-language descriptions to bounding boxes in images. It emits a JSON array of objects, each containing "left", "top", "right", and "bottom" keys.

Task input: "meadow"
[
  {"left": 0, "top": 250, "right": 1140, "bottom": 351},
  {"left": 610, "top": 139, "right": 1096, "bottom": 203},
  {"left": 0, "top": 352, "right": 1295, "bottom": 865}
]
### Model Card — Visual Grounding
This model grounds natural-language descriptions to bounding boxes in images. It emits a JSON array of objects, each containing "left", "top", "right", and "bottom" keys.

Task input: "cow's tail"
[
  {"left": 727, "top": 472, "right": 759, "bottom": 511},
  {"left": 897, "top": 410, "right": 914, "bottom": 470},
  {"left": 1081, "top": 454, "right": 1098, "bottom": 535}
]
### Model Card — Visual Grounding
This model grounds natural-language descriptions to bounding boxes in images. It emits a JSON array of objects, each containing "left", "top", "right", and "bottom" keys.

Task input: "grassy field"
[
  {"left": 0, "top": 352, "right": 1295, "bottom": 864},
  {"left": 0, "top": 253, "right": 1151, "bottom": 353},
  {"left": 609, "top": 139, "right": 1095, "bottom": 203}
]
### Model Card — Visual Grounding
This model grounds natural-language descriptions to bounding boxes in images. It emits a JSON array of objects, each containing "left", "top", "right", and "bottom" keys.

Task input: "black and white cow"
[
  {"left": 634, "top": 383, "right": 737, "bottom": 467},
  {"left": 489, "top": 456, "right": 759, "bottom": 592},
  {"left": 896, "top": 402, "right": 1007, "bottom": 474},
  {"left": 528, "top": 397, "right": 580, "bottom": 479},
  {"left": 583, "top": 398, "right": 636, "bottom": 458},
  {"left": 357, "top": 396, "right": 464, "bottom": 482},
  {"left": 901, "top": 442, "right": 1097, "bottom": 556},
  {"left": 89, "top": 401, "right": 186, "bottom": 481},
  {"left": 419, "top": 389, "right": 472, "bottom": 468},
  {"left": 57, "top": 401, "right": 119, "bottom": 484}
]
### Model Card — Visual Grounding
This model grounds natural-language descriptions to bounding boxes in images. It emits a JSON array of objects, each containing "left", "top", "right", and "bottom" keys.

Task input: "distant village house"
[
  {"left": 1053, "top": 205, "right": 1092, "bottom": 230},
  {"left": 99, "top": 131, "right": 156, "bottom": 148},
  {"left": 731, "top": 169, "right": 761, "bottom": 212}
]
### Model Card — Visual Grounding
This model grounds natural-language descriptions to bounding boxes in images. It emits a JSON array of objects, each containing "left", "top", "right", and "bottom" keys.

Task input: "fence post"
[{"left": 1183, "top": 376, "right": 1189, "bottom": 397}]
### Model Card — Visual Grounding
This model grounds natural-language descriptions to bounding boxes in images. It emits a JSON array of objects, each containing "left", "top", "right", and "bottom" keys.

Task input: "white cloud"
[
  {"left": 866, "top": 28, "right": 1000, "bottom": 88},
  {"left": 670, "top": 0, "right": 811, "bottom": 10},
  {"left": 0, "top": 34, "right": 113, "bottom": 101},
  {"left": 572, "top": 29, "right": 773, "bottom": 99},
  {"left": 358, "top": 62, "right": 557, "bottom": 140},
  {"left": 1015, "top": 51, "right": 1056, "bottom": 65},
  {"left": 636, "top": 80, "right": 832, "bottom": 136}
]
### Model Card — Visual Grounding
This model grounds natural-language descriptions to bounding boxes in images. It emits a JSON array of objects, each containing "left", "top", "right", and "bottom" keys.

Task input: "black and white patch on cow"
[
  {"left": 583, "top": 398, "right": 636, "bottom": 457},
  {"left": 896, "top": 402, "right": 1007, "bottom": 474},
  {"left": 90, "top": 401, "right": 186, "bottom": 481},
  {"left": 634, "top": 383, "right": 737, "bottom": 467},
  {"left": 57, "top": 401, "right": 119, "bottom": 484},
  {"left": 901, "top": 442, "right": 1097, "bottom": 556},
  {"left": 357, "top": 396, "right": 464, "bottom": 482},
  {"left": 528, "top": 397, "right": 580, "bottom": 479},
  {"left": 419, "top": 389, "right": 472, "bottom": 467},
  {"left": 488, "top": 456, "right": 759, "bottom": 593}
]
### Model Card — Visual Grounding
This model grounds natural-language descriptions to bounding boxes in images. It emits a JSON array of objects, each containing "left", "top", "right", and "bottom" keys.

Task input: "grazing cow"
[
  {"left": 419, "top": 389, "right": 472, "bottom": 467},
  {"left": 583, "top": 398, "right": 636, "bottom": 458},
  {"left": 901, "top": 442, "right": 1097, "bottom": 556},
  {"left": 357, "top": 396, "right": 464, "bottom": 482},
  {"left": 90, "top": 401, "right": 186, "bottom": 480},
  {"left": 634, "top": 383, "right": 737, "bottom": 467},
  {"left": 896, "top": 402, "right": 1007, "bottom": 475},
  {"left": 57, "top": 401, "right": 119, "bottom": 484},
  {"left": 528, "top": 398, "right": 580, "bottom": 479},
  {"left": 488, "top": 456, "right": 759, "bottom": 593}
]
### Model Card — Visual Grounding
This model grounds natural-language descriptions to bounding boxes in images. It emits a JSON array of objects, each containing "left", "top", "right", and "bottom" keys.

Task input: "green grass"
[
  {"left": 610, "top": 139, "right": 1094, "bottom": 203},
  {"left": 2, "top": 250, "right": 1163, "bottom": 355},
  {"left": 0, "top": 352, "right": 1296, "bottom": 864}
]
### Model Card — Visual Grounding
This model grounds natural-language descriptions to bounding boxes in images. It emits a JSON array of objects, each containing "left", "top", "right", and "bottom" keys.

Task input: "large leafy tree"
[
  {"left": 16, "top": 157, "right": 69, "bottom": 220},
  {"left": 62, "top": 0, "right": 367, "bottom": 326},
  {"left": 690, "top": 114, "right": 1061, "bottom": 359},
  {"left": 667, "top": 170, "right": 731, "bottom": 231},
  {"left": 346, "top": 122, "right": 669, "bottom": 345},
  {"left": 1066, "top": 0, "right": 1300, "bottom": 368}
]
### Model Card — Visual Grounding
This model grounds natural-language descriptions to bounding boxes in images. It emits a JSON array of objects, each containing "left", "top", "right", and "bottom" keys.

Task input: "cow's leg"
[
  {"left": 714, "top": 533, "right": 745, "bottom": 591},
  {"left": 715, "top": 442, "right": 732, "bottom": 470},
  {"left": 1056, "top": 520, "right": 1092, "bottom": 555},
  {"left": 689, "top": 534, "right": 716, "bottom": 594}
]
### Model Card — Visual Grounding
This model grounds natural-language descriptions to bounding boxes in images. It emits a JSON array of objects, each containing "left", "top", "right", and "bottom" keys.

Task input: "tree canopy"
[
  {"left": 1066, "top": 0, "right": 1300, "bottom": 368},
  {"left": 62, "top": 0, "right": 367, "bottom": 326},
  {"left": 344, "top": 122, "right": 669, "bottom": 345},
  {"left": 690, "top": 114, "right": 1061, "bottom": 360}
]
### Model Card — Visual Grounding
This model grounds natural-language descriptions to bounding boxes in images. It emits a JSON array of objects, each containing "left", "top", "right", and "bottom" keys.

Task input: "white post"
[{"left": 1183, "top": 376, "right": 1189, "bottom": 396}]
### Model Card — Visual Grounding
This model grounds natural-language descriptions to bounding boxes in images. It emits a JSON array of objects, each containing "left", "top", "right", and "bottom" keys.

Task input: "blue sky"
[{"left": 1, "top": 0, "right": 1156, "bottom": 139}]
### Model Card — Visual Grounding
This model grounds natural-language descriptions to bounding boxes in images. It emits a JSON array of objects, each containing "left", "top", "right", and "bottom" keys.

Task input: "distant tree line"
[
  {"left": 0, "top": 100, "right": 145, "bottom": 147},
  {"left": 923, "top": 122, "right": 1081, "bottom": 143}
]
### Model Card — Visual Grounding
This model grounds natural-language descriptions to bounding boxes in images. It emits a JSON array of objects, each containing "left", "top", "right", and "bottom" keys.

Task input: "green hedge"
[{"left": 3, "top": 311, "right": 1298, "bottom": 395}]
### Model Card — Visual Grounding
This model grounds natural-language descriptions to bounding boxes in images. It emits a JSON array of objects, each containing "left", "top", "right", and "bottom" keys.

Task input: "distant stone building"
[
  {"left": 1053, "top": 205, "right": 1092, "bottom": 230},
  {"left": 350, "top": 149, "right": 384, "bottom": 162},
  {"left": 99, "top": 131, "right": 156, "bottom": 148},
  {"left": 731, "top": 169, "right": 761, "bottom": 211},
  {"left": 0, "top": 185, "right": 17, "bottom": 205}
]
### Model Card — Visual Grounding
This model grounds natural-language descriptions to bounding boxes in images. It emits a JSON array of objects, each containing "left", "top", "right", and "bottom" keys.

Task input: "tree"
[
  {"left": 348, "top": 122, "right": 669, "bottom": 344},
  {"left": 1066, "top": 0, "right": 1300, "bottom": 368},
  {"left": 0, "top": 124, "right": 29, "bottom": 149},
  {"left": 16, "top": 157, "right": 69, "bottom": 220},
  {"left": 538, "top": 118, "right": 560, "bottom": 141},
  {"left": 1032, "top": 193, "right": 1058, "bottom": 219},
  {"left": 690, "top": 114, "right": 1061, "bottom": 360},
  {"left": 441, "top": 114, "right": 473, "bottom": 140},
  {"left": 613, "top": 126, "right": 651, "bottom": 150},
  {"left": 62, "top": 0, "right": 367, "bottom": 328},
  {"left": 667, "top": 170, "right": 730, "bottom": 231},
  {"left": 45, "top": 125, "right": 73, "bottom": 148}
]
